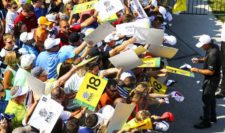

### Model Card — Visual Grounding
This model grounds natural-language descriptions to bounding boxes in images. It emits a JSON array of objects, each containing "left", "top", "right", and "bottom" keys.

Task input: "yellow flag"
[
  {"left": 149, "top": 77, "right": 167, "bottom": 94},
  {"left": 75, "top": 72, "right": 108, "bottom": 111},
  {"left": 72, "top": 0, "right": 98, "bottom": 14},
  {"left": 138, "top": 58, "right": 161, "bottom": 68},
  {"left": 166, "top": 66, "right": 195, "bottom": 77},
  {"left": 75, "top": 56, "right": 98, "bottom": 68},
  {"left": 173, "top": 0, "right": 187, "bottom": 14},
  {"left": 98, "top": 14, "right": 118, "bottom": 23}
]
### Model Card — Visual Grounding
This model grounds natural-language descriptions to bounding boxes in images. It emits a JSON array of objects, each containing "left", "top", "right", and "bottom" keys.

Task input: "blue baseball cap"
[{"left": 58, "top": 45, "right": 75, "bottom": 61}]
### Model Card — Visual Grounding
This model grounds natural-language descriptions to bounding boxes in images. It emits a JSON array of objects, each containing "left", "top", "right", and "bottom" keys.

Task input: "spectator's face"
[
  {"left": 38, "top": 72, "right": 48, "bottom": 82},
  {"left": 78, "top": 66, "right": 87, "bottom": 77},
  {"left": 90, "top": 66, "right": 99, "bottom": 75},
  {"left": 2, "top": 0, "right": 10, "bottom": 8},
  {"left": 66, "top": 5, "right": 73, "bottom": 14},
  {"left": 39, "top": 24, "right": 47, "bottom": 30},
  {"left": 10, "top": 4, "right": 18, "bottom": 12},
  {"left": 22, "top": 10, "right": 34, "bottom": 18},
  {"left": 4, "top": 38, "right": 15, "bottom": 50},
  {"left": 106, "top": 84, "right": 119, "bottom": 99},
  {"left": 73, "top": 0, "right": 79, "bottom": 4},
  {"left": 16, "top": 94, "right": 27, "bottom": 104},
  {"left": 20, "top": 24, "right": 28, "bottom": 32},
  {"left": 36, "top": 0, "right": 43, "bottom": 7},
  {"left": 60, "top": 21, "right": 69, "bottom": 33}
]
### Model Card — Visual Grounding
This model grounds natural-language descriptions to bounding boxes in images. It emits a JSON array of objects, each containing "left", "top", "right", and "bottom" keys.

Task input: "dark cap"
[
  {"left": 69, "top": 32, "right": 85, "bottom": 43},
  {"left": 88, "top": 47, "right": 100, "bottom": 57}
]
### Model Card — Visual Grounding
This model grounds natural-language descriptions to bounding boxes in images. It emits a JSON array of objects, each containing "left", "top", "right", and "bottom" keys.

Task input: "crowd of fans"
[{"left": 0, "top": 0, "right": 182, "bottom": 132}]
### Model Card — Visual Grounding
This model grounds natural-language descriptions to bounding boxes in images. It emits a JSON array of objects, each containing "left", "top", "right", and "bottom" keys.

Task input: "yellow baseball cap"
[{"left": 38, "top": 16, "right": 52, "bottom": 26}]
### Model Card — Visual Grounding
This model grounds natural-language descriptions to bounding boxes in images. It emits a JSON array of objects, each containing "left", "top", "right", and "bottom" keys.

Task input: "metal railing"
[{"left": 159, "top": 0, "right": 225, "bottom": 15}]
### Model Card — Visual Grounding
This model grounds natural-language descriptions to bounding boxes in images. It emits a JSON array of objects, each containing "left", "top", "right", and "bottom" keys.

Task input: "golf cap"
[
  {"left": 44, "top": 38, "right": 60, "bottom": 50},
  {"left": 20, "top": 32, "right": 34, "bottom": 43},
  {"left": 10, "top": 86, "right": 29, "bottom": 99},
  {"left": 196, "top": 34, "right": 211, "bottom": 48},
  {"left": 38, "top": 16, "right": 52, "bottom": 26}
]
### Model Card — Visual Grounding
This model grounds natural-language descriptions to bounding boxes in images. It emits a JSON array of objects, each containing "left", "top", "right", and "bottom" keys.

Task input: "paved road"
[{"left": 150, "top": 14, "right": 225, "bottom": 133}]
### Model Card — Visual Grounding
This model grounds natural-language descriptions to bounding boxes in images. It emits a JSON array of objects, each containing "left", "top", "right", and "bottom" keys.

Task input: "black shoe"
[
  {"left": 199, "top": 116, "right": 217, "bottom": 123},
  {"left": 215, "top": 93, "right": 225, "bottom": 98},
  {"left": 194, "top": 121, "right": 211, "bottom": 129}
]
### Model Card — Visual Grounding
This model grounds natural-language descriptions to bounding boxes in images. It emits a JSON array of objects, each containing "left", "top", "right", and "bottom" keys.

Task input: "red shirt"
[
  {"left": 56, "top": 24, "right": 82, "bottom": 47},
  {"left": 70, "top": 24, "right": 81, "bottom": 32},
  {"left": 14, "top": 13, "right": 38, "bottom": 32},
  {"left": 56, "top": 31, "right": 69, "bottom": 47}
]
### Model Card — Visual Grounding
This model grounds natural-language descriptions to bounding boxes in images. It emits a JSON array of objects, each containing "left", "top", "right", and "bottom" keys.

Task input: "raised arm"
[
  {"left": 109, "top": 37, "right": 136, "bottom": 57},
  {"left": 80, "top": 11, "right": 98, "bottom": 28}
]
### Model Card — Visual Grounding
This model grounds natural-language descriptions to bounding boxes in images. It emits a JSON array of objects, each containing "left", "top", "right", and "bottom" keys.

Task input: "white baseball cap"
[
  {"left": 20, "top": 54, "right": 36, "bottom": 68},
  {"left": 164, "top": 35, "right": 177, "bottom": 46},
  {"left": 10, "top": 86, "right": 29, "bottom": 99},
  {"left": 120, "top": 71, "right": 133, "bottom": 81},
  {"left": 196, "top": 34, "right": 211, "bottom": 48},
  {"left": 159, "top": 6, "right": 167, "bottom": 19},
  {"left": 20, "top": 32, "right": 34, "bottom": 43},
  {"left": 46, "top": 14, "right": 58, "bottom": 23},
  {"left": 104, "top": 33, "right": 119, "bottom": 43},
  {"left": 44, "top": 38, "right": 60, "bottom": 50},
  {"left": 98, "top": 105, "right": 115, "bottom": 121},
  {"left": 155, "top": 121, "right": 170, "bottom": 132},
  {"left": 18, "top": 48, "right": 29, "bottom": 55}
]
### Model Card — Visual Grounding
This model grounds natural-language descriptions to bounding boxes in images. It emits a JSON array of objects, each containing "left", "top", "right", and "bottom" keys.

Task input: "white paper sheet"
[
  {"left": 109, "top": 50, "right": 143, "bottom": 71},
  {"left": 135, "top": 27, "right": 164, "bottom": 47},
  {"left": 26, "top": 74, "right": 45, "bottom": 99},
  {"left": 28, "top": 96, "right": 63, "bottom": 133},
  {"left": 116, "top": 18, "right": 150, "bottom": 36},
  {"left": 107, "top": 103, "right": 135, "bottom": 133},
  {"left": 83, "top": 22, "right": 115, "bottom": 45},
  {"left": 95, "top": 0, "right": 124, "bottom": 20},
  {"left": 148, "top": 45, "right": 178, "bottom": 59}
]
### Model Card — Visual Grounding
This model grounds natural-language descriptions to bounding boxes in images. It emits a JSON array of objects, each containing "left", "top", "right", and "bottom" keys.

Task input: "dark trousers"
[
  {"left": 202, "top": 79, "right": 219, "bottom": 122},
  {"left": 220, "top": 41, "right": 225, "bottom": 94}
]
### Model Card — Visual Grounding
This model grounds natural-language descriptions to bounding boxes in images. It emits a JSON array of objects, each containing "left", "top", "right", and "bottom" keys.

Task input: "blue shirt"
[
  {"left": 78, "top": 127, "right": 94, "bottom": 133},
  {"left": 34, "top": 7, "right": 46, "bottom": 19},
  {"left": 22, "top": 43, "right": 39, "bottom": 59},
  {"left": 36, "top": 46, "right": 75, "bottom": 79}
]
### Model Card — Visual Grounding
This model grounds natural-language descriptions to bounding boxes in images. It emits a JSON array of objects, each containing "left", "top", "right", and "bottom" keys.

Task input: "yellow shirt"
[
  {"left": 45, "top": 79, "right": 57, "bottom": 95},
  {"left": 122, "top": 118, "right": 153, "bottom": 130},
  {"left": 5, "top": 100, "right": 27, "bottom": 129},
  {"left": 35, "top": 27, "right": 48, "bottom": 45}
]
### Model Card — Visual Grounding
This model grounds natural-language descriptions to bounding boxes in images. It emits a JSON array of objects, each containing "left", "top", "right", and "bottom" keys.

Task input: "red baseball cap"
[{"left": 160, "top": 112, "right": 174, "bottom": 122}]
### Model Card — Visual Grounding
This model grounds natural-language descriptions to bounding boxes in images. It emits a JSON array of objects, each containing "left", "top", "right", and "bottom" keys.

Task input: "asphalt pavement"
[{"left": 150, "top": 14, "right": 225, "bottom": 133}]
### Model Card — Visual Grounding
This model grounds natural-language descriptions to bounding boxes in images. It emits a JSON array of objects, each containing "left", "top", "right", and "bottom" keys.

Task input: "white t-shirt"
[
  {"left": 5, "top": 10, "right": 18, "bottom": 33},
  {"left": 221, "top": 22, "right": 225, "bottom": 42},
  {"left": 64, "top": 73, "right": 84, "bottom": 94}
]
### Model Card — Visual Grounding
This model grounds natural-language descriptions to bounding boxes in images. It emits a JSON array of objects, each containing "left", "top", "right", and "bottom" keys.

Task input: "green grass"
[{"left": 208, "top": 0, "right": 225, "bottom": 22}]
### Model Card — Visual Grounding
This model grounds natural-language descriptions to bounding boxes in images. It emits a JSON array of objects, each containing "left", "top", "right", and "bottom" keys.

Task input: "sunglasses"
[
  {"left": 6, "top": 41, "right": 13, "bottom": 44},
  {"left": 12, "top": 6, "right": 18, "bottom": 9},
  {"left": 62, "top": 25, "right": 69, "bottom": 29},
  {"left": 67, "top": 8, "right": 73, "bottom": 11}
]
